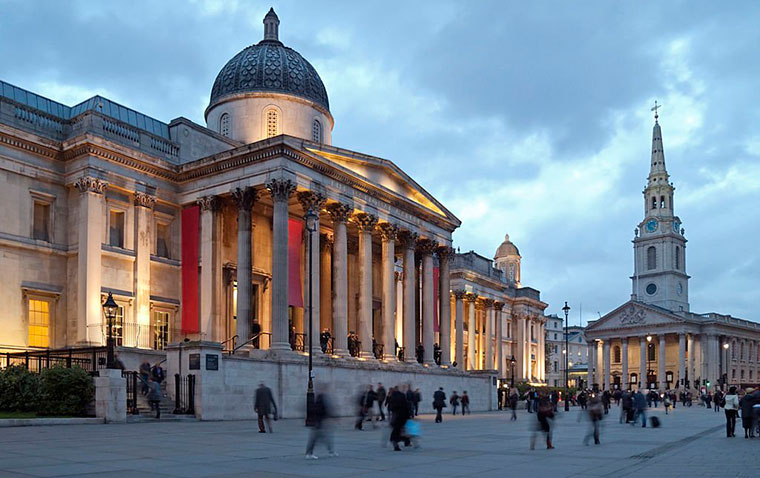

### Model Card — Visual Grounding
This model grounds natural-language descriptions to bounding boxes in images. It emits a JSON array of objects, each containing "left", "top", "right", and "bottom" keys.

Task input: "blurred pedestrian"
[
  {"left": 433, "top": 387, "right": 446, "bottom": 423},
  {"left": 139, "top": 361, "right": 151, "bottom": 395},
  {"left": 461, "top": 391, "right": 470, "bottom": 415},
  {"left": 147, "top": 378, "right": 161, "bottom": 419},
  {"left": 530, "top": 393, "right": 554, "bottom": 450},
  {"left": 583, "top": 395, "right": 603, "bottom": 445},
  {"left": 364, "top": 384, "right": 378, "bottom": 425},
  {"left": 254, "top": 382, "right": 277, "bottom": 433},
  {"left": 376, "top": 383, "right": 387, "bottom": 421},
  {"left": 723, "top": 386, "right": 739, "bottom": 437},
  {"left": 740, "top": 387, "right": 756, "bottom": 438},
  {"left": 632, "top": 389, "right": 647, "bottom": 428},
  {"left": 388, "top": 386, "right": 411, "bottom": 451},
  {"left": 450, "top": 390, "right": 460, "bottom": 415},
  {"left": 305, "top": 388, "right": 337, "bottom": 459},
  {"left": 509, "top": 387, "right": 518, "bottom": 421},
  {"left": 413, "top": 388, "right": 422, "bottom": 417}
]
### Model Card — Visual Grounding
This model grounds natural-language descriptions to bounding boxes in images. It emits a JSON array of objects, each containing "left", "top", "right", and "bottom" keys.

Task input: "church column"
[
  {"left": 603, "top": 340, "right": 611, "bottom": 391},
  {"left": 453, "top": 290, "right": 466, "bottom": 369},
  {"left": 659, "top": 334, "right": 667, "bottom": 391},
  {"left": 232, "top": 188, "right": 257, "bottom": 346},
  {"left": 484, "top": 299, "right": 494, "bottom": 370},
  {"left": 378, "top": 223, "right": 399, "bottom": 361},
  {"left": 399, "top": 231, "right": 418, "bottom": 363},
  {"left": 678, "top": 333, "right": 686, "bottom": 390},
  {"left": 75, "top": 176, "right": 107, "bottom": 344},
  {"left": 354, "top": 213, "right": 378, "bottom": 359},
  {"left": 597, "top": 339, "right": 603, "bottom": 388},
  {"left": 495, "top": 302, "right": 504, "bottom": 377},
  {"left": 297, "top": 191, "right": 327, "bottom": 354},
  {"left": 133, "top": 192, "right": 156, "bottom": 348},
  {"left": 687, "top": 333, "right": 695, "bottom": 388},
  {"left": 516, "top": 314, "right": 526, "bottom": 379},
  {"left": 197, "top": 195, "right": 222, "bottom": 343},
  {"left": 319, "top": 234, "right": 332, "bottom": 342},
  {"left": 700, "top": 334, "right": 709, "bottom": 387},
  {"left": 587, "top": 339, "right": 594, "bottom": 389},
  {"left": 639, "top": 336, "right": 647, "bottom": 389},
  {"left": 621, "top": 338, "right": 629, "bottom": 390},
  {"left": 266, "top": 178, "right": 296, "bottom": 351},
  {"left": 466, "top": 294, "right": 477, "bottom": 370},
  {"left": 327, "top": 203, "right": 351, "bottom": 357},
  {"left": 417, "top": 238, "right": 437, "bottom": 365},
  {"left": 539, "top": 321, "right": 546, "bottom": 381},
  {"left": 437, "top": 246, "right": 454, "bottom": 366}
]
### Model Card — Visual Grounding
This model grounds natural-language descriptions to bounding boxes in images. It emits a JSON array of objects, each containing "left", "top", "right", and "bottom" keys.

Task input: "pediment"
[{"left": 587, "top": 301, "right": 683, "bottom": 332}]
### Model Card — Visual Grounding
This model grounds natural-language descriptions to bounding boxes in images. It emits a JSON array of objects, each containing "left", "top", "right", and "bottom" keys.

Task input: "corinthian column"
[
  {"left": 398, "top": 231, "right": 418, "bottom": 362},
  {"left": 134, "top": 192, "right": 156, "bottom": 348},
  {"left": 297, "top": 191, "right": 327, "bottom": 354},
  {"left": 453, "top": 290, "right": 466, "bottom": 368},
  {"left": 354, "top": 213, "right": 378, "bottom": 359},
  {"left": 417, "top": 238, "right": 437, "bottom": 365},
  {"left": 266, "top": 178, "right": 296, "bottom": 351},
  {"left": 484, "top": 299, "right": 495, "bottom": 370},
  {"left": 465, "top": 293, "right": 477, "bottom": 370},
  {"left": 494, "top": 302, "right": 504, "bottom": 376},
  {"left": 327, "top": 203, "right": 352, "bottom": 357},
  {"left": 232, "top": 188, "right": 257, "bottom": 346},
  {"left": 622, "top": 338, "right": 629, "bottom": 389},
  {"left": 377, "top": 222, "right": 398, "bottom": 360},
  {"left": 437, "top": 246, "right": 454, "bottom": 366}
]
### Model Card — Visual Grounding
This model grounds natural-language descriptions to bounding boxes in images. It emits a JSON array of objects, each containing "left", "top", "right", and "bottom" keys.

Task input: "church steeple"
[
  {"left": 648, "top": 101, "right": 669, "bottom": 187},
  {"left": 642, "top": 102, "right": 674, "bottom": 217},
  {"left": 263, "top": 7, "right": 280, "bottom": 42}
]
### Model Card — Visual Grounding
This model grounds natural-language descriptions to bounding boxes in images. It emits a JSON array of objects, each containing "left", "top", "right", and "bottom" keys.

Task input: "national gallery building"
[
  {"left": 585, "top": 112, "right": 760, "bottom": 392},
  {"left": 0, "top": 9, "right": 549, "bottom": 399}
]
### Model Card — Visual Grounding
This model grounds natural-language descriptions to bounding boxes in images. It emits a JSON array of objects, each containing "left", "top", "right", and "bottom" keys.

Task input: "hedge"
[{"left": 0, "top": 365, "right": 94, "bottom": 416}]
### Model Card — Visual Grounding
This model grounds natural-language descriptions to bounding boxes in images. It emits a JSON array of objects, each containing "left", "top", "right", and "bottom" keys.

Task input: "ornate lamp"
[
  {"left": 304, "top": 207, "right": 318, "bottom": 426},
  {"left": 102, "top": 292, "right": 118, "bottom": 369},
  {"left": 562, "top": 301, "right": 571, "bottom": 411}
]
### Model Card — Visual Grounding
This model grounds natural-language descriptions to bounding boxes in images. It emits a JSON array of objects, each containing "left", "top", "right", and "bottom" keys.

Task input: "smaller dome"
[{"left": 495, "top": 233, "right": 520, "bottom": 259}]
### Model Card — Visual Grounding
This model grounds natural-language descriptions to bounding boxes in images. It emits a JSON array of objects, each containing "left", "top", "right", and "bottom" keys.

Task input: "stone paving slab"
[{"left": 0, "top": 405, "right": 751, "bottom": 477}]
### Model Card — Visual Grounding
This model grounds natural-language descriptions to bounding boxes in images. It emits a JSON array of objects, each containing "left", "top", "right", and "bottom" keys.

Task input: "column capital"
[
  {"left": 352, "top": 212, "right": 378, "bottom": 232},
  {"left": 475, "top": 298, "right": 487, "bottom": 310},
  {"left": 133, "top": 191, "right": 156, "bottom": 209},
  {"left": 464, "top": 292, "right": 478, "bottom": 303},
  {"left": 452, "top": 289, "right": 467, "bottom": 300},
  {"left": 493, "top": 301, "right": 504, "bottom": 311},
  {"left": 266, "top": 178, "right": 296, "bottom": 202},
  {"left": 376, "top": 222, "right": 399, "bottom": 242},
  {"left": 415, "top": 237, "right": 438, "bottom": 255},
  {"left": 232, "top": 187, "right": 258, "bottom": 210},
  {"left": 326, "top": 202, "right": 353, "bottom": 223},
  {"left": 436, "top": 245, "right": 455, "bottom": 260},
  {"left": 74, "top": 176, "right": 107, "bottom": 194},
  {"left": 482, "top": 298, "right": 495, "bottom": 308},
  {"left": 320, "top": 232, "right": 333, "bottom": 252},
  {"left": 296, "top": 190, "right": 327, "bottom": 214},
  {"left": 196, "top": 195, "right": 220, "bottom": 211},
  {"left": 397, "top": 230, "right": 418, "bottom": 250}
]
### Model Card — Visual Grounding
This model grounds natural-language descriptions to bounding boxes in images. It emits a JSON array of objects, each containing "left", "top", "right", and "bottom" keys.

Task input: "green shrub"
[
  {"left": 38, "top": 366, "right": 94, "bottom": 416},
  {"left": 0, "top": 365, "right": 41, "bottom": 412}
]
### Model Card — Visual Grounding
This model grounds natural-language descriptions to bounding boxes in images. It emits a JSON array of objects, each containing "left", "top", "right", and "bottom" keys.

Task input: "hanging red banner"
[{"left": 181, "top": 205, "right": 200, "bottom": 334}]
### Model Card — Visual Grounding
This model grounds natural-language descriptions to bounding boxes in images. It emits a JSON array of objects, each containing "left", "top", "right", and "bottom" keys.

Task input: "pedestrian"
[
  {"left": 578, "top": 390, "right": 587, "bottom": 410},
  {"left": 151, "top": 362, "right": 165, "bottom": 386},
  {"left": 461, "top": 391, "right": 470, "bottom": 415},
  {"left": 583, "top": 394, "right": 604, "bottom": 445},
  {"left": 388, "top": 386, "right": 411, "bottom": 451},
  {"left": 252, "top": 320, "right": 262, "bottom": 348},
  {"left": 364, "top": 384, "right": 378, "bottom": 426},
  {"left": 525, "top": 388, "right": 533, "bottom": 413},
  {"left": 305, "top": 389, "right": 337, "bottom": 459},
  {"left": 530, "top": 393, "right": 554, "bottom": 450},
  {"left": 139, "top": 361, "right": 151, "bottom": 395},
  {"left": 620, "top": 390, "right": 632, "bottom": 424},
  {"left": 355, "top": 385, "right": 369, "bottom": 430},
  {"left": 147, "top": 378, "right": 161, "bottom": 419},
  {"left": 550, "top": 390, "right": 559, "bottom": 412},
  {"left": 450, "top": 390, "right": 460, "bottom": 415},
  {"left": 714, "top": 389, "right": 723, "bottom": 413},
  {"left": 413, "top": 388, "right": 422, "bottom": 417},
  {"left": 433, "top": 387, "right": 446, "bottom": 423},
  {"left": 509, "top": 387, "right": 518, "bottom": 421},
  {"left": 632, "top": 389, "right": 648, "bottom": 428},
  {"left": 723, "top": 386, "right": 739, "bottom": 438},
  {"left": 740, "top": 387, "right": 756, "bottom": 438},
  {"left": 405, "top": 384, "right": 415, "bottom": 417},
  {"left": 602, "top": 390, "right": 611, "bottom": 414},
  {"left": 664, "top": 393, "right": 672, "bottom": 415},
  {"left": 319, "top": 328, "right": 331, "bottom": 354},
  {"left": 376, "top": 382, "right": 387, "bottom": 421},
  {"left": 254, "top": 382, "right": 277, "bottom": 433}
]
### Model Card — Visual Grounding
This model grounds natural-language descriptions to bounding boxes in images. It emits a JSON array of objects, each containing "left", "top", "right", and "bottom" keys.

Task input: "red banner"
[
  {"left": 181, "top": 206, "right": 200, "bottom": 334},
  {"left": 288, "top": 219, "right": 304, "bottom": 308}
]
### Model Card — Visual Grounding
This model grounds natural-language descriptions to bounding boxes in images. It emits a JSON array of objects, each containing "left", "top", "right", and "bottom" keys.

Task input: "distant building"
[{"left": 545, "top": 314, "right": 564, "bottom": 387}]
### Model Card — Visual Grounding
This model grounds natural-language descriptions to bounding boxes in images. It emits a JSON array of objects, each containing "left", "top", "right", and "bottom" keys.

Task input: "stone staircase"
[{"left": 127, "top": 381, "right": 197, "bottom": 423}]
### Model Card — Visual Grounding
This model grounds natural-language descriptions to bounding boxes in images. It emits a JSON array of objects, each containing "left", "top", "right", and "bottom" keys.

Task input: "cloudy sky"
[{"left": 2, "top": 0, "right": 759, "bottom": 324}]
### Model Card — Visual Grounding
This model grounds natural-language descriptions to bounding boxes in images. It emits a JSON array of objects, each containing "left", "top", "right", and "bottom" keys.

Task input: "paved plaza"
[{"left": 0, "top": 405, "right": 753, "bottom": 478}]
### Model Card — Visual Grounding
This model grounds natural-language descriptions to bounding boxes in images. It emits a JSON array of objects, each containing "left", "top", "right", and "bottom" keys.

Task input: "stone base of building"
[{"left": 164, "top": 341, "right": 497, "bottom": 420}]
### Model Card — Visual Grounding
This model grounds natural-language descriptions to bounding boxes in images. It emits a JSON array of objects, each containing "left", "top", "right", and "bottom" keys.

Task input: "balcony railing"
[{"left": 87, "top": 322, "right": 178, "bottom": 350}]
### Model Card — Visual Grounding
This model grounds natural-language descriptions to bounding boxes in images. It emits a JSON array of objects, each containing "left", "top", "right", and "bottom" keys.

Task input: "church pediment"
[{"left": 587, "top": 301, "right": 683, "bottom": 332}]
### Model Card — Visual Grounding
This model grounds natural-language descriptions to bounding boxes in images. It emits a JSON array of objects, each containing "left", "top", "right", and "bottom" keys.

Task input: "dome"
[
  {"left": 494, "top": 233, "right": 520, "bottom": 259},
  {"left": 207, "top": 9, "right": 329, "bottom": 115}
]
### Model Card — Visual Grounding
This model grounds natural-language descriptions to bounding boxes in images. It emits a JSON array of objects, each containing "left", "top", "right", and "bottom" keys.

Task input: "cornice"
[
  {"left": 63, "top": 142, "right": 177, "bottom": 181},
  {"left": 0, "top": 129, "right": 60, "bottom": 159}
]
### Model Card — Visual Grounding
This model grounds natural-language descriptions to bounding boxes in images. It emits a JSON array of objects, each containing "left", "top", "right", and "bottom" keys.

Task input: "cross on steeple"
[{"left": 651, "top": 100, "right": 661, "bottom": 122}]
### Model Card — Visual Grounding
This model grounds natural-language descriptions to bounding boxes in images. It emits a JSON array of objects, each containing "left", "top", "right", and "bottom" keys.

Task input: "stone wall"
[{"left": 166, "top": 342, "right": 495, "bottom": 420}]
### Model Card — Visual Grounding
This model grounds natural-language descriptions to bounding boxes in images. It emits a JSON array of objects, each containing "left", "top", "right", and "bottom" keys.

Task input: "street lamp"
[
  {"left": 509, "top": 355, "right": 516, "bottom": 387},
  {"left": 646, "top": 335, "right": 652, "bottom": 389},
  {"left": 722, "top": 342, "right": 729, "bottom": 390},
  {"left": 102, "top": 291, "right": 118, "bottom": 369},
  {"left": 562, "top": 301, "right": 571, "bottom": 411},
  {"left": 304, "top": 207, "right": 318, "bottom": 426}
]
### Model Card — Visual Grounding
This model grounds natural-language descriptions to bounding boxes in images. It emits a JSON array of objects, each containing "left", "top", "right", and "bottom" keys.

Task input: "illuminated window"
[
  {"left": 32, "top": 201, "right": 51, "bottom": 241},
  {"left": 109, "top": 210, "right": 125, "bottom": 248},
  {"left": 647, "top": 246, "right": 656, "bottom": 270},
  {"left": 112, "top": 305, "right": 125, "bottom": 346},
  {"left": 28, "top": 299, "right": 50, "bottom": 348},
  {"left": 266, "top": 109, "right": 279, "bottom": 138},
  {"left": 152, "top": 310, "right": 170, "bottom": 350},
  {"left": 312, "top": 119, "right": 322, "bottom": 143},
  {"left": 220, "top": 113, "right": 230, "bottom": 137}
]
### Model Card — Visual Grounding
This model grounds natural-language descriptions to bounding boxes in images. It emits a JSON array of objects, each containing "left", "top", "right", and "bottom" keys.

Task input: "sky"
[{"left": 2, "top": 0, "right": 759, "bottom": 324}]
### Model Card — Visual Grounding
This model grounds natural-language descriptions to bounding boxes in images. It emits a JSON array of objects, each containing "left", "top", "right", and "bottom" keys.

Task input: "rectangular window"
[
  {"left": 28, "top": 299, "right": 50, "bottom": 348},
  {"left": 109, "top": 210, "right": 125, "bottom": 248},
  {"left": 111, "top": 305, "right": 125, "bottom": 346},
  {"left": 152, "top": 310, "right": 170, "bottom": 350},
  {"left": 32, "top": 202, "right": 51, "bottom": 241},
  {"left": 156, "top": 223, "right": 170, "bottom": 258}
]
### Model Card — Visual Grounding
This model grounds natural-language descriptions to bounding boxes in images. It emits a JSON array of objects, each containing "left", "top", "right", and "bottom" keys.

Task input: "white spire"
[{"left": 648, "top": 101, "right": 668, "bottom": 185}]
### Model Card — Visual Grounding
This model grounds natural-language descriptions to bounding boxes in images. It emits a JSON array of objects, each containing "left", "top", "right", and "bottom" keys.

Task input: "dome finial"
[{"left": 263, "top": 7, "right": 280, "bottom": 42}]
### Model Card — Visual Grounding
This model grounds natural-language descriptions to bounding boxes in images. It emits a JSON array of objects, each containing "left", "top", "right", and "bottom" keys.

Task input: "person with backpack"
[
  {"left": 388, "top": 386, "right": 411, "bottom": 451},
  {"left": 723, "top": 386, "right": 739, "bottom": 437}
]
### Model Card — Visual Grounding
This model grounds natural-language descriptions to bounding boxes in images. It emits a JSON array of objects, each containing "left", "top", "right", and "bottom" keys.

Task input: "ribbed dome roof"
[
  {"left": 208, "top": 9, "right": 329, "bottom": 113},
  {"left": 495, "top": 234, "right": 520, "bottom": 258}
]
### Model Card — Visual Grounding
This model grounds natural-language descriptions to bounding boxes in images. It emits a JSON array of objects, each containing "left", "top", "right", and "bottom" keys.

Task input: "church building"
[{"left": 585, "top": 108, "right": 760, "bottom": 392}]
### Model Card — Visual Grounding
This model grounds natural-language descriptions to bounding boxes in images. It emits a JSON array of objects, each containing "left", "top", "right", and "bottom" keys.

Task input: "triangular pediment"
[{"left": 587, "top": 301, "right": 684, "bottom": 332}]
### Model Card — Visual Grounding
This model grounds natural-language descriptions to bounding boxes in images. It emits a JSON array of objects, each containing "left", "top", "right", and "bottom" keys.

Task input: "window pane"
[
  {"left": 109, "top": 211, "right": 124, "bottom": 247},
  {"left": 152, "top": 311, "right": 170, "bottom": 350},
  {"left": 33, "top": 202, "right": 50, "bottom": 241},
  {"left": 156, "top": 223, "right": 169, "bottom": 258},
  {"left": 28, "top": 299, "right": 50, "bottom": 347}
]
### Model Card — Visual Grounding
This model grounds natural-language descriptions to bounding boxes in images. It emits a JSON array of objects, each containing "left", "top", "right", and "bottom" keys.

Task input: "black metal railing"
[
  {"left": 320, "top": 337, "right": 334, "bottom": 355},
  {"left": 291, "top": 333, "right": 306, "bottom": 352},
  {"left": 1, "top": 347, "right": 107, "bottom": 373},
  {"left": 173, "top": 373, "right": 195, "bottom": 415},
  {"left": 123, "top": 371, "right": 139, "bottom": 415},
  {"left": 230, "top": 332, "right": 271, "bottom": 355},
  {"left": 373, "top": 343, "right": 384, "bottom": 360},
  {"left": 221, "top": 335, "right": 238, "bottom": 354}
]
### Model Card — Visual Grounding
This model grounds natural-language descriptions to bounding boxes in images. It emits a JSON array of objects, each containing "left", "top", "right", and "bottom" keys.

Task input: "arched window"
[
  {"left": 651, "top": 196, "right": 657, "bottom": 209},
  {"left": 732, "top": 341, "right": 737, "bottom": 360},
  {"left": 660, "top": 196, "right": 666, "bottom": 208},
  {"left": 647, "top": 246, "right": 657, "bottom": 270},
  {"left": 311, "top": 119, "right": 322, "bottom": 143},
  {"left": 219, "top": 113, "right": 230, "bottom": 137},
  {"left": 675, "top": 246, "right": 681, "bottom": 270},
  {"left": 266, "top": 109, "right": 279, "bottom": 138},
  {"left": 613, "top": 345, "right": 621, "bottom": 363}
]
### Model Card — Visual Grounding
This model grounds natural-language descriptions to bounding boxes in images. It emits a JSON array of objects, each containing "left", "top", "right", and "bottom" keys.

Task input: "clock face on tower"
[
  {"left": 673, "top": 220, "right": 681, "bottom": 233},
  {"left": 646, "top": 219, "right": 659, "bottom": 233}
]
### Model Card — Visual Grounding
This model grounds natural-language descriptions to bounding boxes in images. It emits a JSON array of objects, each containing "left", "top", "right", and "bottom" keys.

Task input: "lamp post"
[
  {"left": 722, "top": 342, "right": 729, "bottom": 390},
  {"left": 305, "top": 207, "right": 318, "bottom": 426},
  {"left": 646, "top": 335, "right": 652, "bottom": 389},
  {"left": 102, "top": 291, "right": 118, "bottom": 369},
  {"left": 562, "top": 301, "right": 570, "bottom": 411},
  {"left": 509, "top": 355, "right": 516, "bottom": 387}
]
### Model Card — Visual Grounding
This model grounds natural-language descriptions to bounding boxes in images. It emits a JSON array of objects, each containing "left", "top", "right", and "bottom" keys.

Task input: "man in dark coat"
[
  {"left": 376, "top": 383, "right": 387, "bottom": 421},
  {"left": 388, "top": 387, "right": 411, "bottom": 451},
  {"left": 405, "top": 385, "right": 416, "bottom": 417},
  {"left": 254, "top": 382, "right": 277, "bottom": 433},
  {"left": 433, "top": 387, "right": 446, "bottom": 423}
]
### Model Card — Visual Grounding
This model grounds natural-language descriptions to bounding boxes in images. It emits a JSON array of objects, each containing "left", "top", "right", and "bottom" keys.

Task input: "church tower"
[{"left": 631, "top": 103, "right": 690, "bottom": 312}]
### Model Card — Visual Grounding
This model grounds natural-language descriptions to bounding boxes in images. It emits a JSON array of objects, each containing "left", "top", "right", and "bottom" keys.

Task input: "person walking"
[
  {"left": 433, "top": 387, "right": 446, "bottom": 423},
  {"left": 714, "top": 389, "right": 723, "bottom": 413},
  {"left": 461, "top": 391, "right": 470, "bottom": 415},
  {"left": 364, "top": 385, "right": 378, "bottom": 425},
  {"left": 664, "top": 392, "right": 672, "bottom": 415},
  {"left": 405, "top": 385, "right": 416, "bottom": 418},
  {"left": 632, "top": 389, "right": 648, "bottom": 428},
  {"left": 583, "top": 395, "right": 604, "bottom": 445},
  {"left": 305, "top": 390, "right": 337, "bottom": 459},
  {"left": 740, "top": 387, "right": 756, "bottom": 438},
  {"left": 620, "top": 390, "right": 632, "bottom": 424},
  {"left": 723, "top": 386, "right": 739, "bottom": 437},
  {"left": 147, "top": 378, "right": 161, "bottom": 419},
  {"left": 601, "top": 390, "right": 611, "bottom": 415},
  {"left": 254, "top": 382, "right": 277, "bottom": 433},
  {"left": 530, "top": 393, "right": 555, "bottom": 450},
  {"left": 376, "top": 383, "right": 387, "bottom": 421},
  {"left": 450, "top": 390, "right": 460, "bottom": 415},
  {"left": 509, "top": 387, "right": 519, "bottom": 421},
  {"left": 388, "top": 386, "right": 411, "bottom": 451},
  {"left": 139, "top": 361, "right": 151, "bottom": 396}
]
